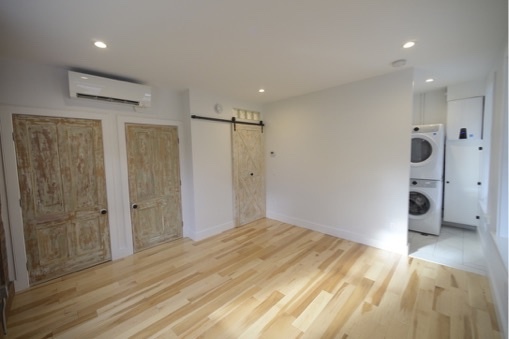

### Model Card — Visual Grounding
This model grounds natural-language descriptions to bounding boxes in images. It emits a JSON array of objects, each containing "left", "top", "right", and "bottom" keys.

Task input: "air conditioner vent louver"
[
  {"left": 76, "top": 93, "right": 140, "bottom": 106},
  {"left": 68, "top": 71, "right": 152, "bottom": 107}
]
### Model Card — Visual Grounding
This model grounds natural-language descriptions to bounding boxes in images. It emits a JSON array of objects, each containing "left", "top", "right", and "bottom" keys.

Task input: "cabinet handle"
[
  {"left": 100, "top": 209, "right": 108, "bottom": 215},
  {"left": 132, "top": 203, "right": 138, "bottom": 209}
]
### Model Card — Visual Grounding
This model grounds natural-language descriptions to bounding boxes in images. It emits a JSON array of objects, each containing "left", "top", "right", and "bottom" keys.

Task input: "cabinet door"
[
  {"left": 13, "top": 115, "right": 111, "bottom": 284},
  {"left": 126, "top": 123, "right": 183, "bottom": 252},
  {"left": 446, "top": 97, "right": 484, "bottom": 140},
  {"left": 443, "top": 140, "right": 482, "bottom": 226},
  {"left": 232, "top": 124, "right": 265, "bottom": 226}
]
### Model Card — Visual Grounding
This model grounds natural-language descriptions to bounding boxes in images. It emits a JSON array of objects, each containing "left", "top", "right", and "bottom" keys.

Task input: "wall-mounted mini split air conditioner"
[{"left": 68, "top": 71, "right": 152, "bottom": 107}]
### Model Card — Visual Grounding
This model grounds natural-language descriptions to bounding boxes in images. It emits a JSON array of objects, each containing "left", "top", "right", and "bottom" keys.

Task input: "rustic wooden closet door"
[
  {"left": 12, "top": 115, "right": 111, "bottom": 284},
  {"left": 232, "top": 124, "right": 265, "bottom": 226},
  {"left": 125, "top": 123, "right": 183, "bottom": 252}
]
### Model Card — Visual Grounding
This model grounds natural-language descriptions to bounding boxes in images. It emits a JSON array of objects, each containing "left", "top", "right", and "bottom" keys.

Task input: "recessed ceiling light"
[
  {"left": 258, "top": 89, "right": 265, "bottom": 93},
  {"left": 425, "top": 78, "right": 435, "bottom": 83},
  {"left": 94, "top": 41, "right": 107, "bottom": 49},
  {"left": 403, "top": 41, "right": 415, "bottom": 49}
]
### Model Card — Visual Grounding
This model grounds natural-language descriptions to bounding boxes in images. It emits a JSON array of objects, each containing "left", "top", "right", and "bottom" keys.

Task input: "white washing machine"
[
  {"left": 409, "top": 179, "right": 443, "bottom": 235},
  {"left": 410, "top": 124, "right": 445, "bottom": 180}
]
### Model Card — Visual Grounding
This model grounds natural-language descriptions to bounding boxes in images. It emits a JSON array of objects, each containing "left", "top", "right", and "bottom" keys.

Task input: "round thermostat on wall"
[{"left": 214, "top": 103, "right": 223, "bottom": 114}]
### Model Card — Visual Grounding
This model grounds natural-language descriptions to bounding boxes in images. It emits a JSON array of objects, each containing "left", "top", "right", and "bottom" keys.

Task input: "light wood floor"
[{"left": 6, "top": 218, "right": 501, "bottom": 338}]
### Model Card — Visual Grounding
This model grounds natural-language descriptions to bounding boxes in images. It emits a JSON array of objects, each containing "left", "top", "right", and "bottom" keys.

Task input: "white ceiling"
[{"left": 0, "top": 0, "right": 506, "bottom": 104}]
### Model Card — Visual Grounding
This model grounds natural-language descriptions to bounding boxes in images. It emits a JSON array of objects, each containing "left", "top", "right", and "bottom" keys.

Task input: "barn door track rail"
[{"left": 191, "top": 115, "right": 264, "bottom": 132}]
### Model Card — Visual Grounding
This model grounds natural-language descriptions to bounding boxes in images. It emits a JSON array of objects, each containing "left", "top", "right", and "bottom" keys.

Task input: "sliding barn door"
[
  {"left": 232, "top": 124, "right": 265, "bottom": 226},
  {"left": 126, "top": 123, "right": 183, "bottom": 252},
  {"left": 13, "top": 115, "right": 111, "bottom": 284}
]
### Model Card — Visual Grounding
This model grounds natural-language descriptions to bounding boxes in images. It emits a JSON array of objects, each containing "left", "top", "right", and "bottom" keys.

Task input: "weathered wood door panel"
[
  {"left": 232, "top": 124, "right": 265, "bottom": 226},
  {"left": 126, "top": 123, "right": 182, "bottom": 252},
  {"left": 12, "top": 115, "right": 111, "bottom": 284}
]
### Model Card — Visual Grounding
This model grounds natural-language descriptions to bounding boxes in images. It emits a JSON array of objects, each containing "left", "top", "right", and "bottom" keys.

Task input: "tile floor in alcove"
[{"left": 408, "top": 225, "right": 486, "bottom": 275}]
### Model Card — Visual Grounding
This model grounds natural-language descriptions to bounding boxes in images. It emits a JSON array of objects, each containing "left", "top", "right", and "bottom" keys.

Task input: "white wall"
[
  {"left": 186, "top": 88, "right": 263, "bottom": 239},
  {"left": 447, "top": 77, "right": 487, "bottom": 101},
  {"left": 412, "top": 88, "right": 447, "bottom": 125},
  {"left": 265, "top": 69, "right": 414, "bottom": 254},
  {"left": 474, "top": 45, "right": 508, "bottom": 338},
  {"left": 0, "top": 58, "right": 265, "bottom": 289},
  {"left": 444, "top": 68, "right": 507, "bottom": 337},
  {"left": 0, "top": 59, "right": 192, "bottom": 290},
  {"left": 413, "top": 65, "right": 507, "bottom": 336}
]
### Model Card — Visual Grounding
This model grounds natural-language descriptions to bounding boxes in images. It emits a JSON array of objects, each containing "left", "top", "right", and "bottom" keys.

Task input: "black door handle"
[
  {"left": 250, "top": 173, "right": 254, "bottom": 176},
  {"left": 132, "top": 203, "right": 138, "bottom": 209},
  {"left": 100, "top": 209, "right": 108, "bottom": 215}
]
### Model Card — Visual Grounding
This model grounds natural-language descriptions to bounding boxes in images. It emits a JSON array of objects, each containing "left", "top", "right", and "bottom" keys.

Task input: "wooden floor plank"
[{"left": 5, "top": 218, "right": 502, "bottom": 338}]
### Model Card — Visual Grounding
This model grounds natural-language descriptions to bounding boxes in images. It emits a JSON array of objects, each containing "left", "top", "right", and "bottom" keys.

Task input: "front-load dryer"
[
  {"left": 409, "top": 179, "right": 443, "bottom": 235},
  {"left": 410, "top": 124, "right": 445, "bottom": 180}
]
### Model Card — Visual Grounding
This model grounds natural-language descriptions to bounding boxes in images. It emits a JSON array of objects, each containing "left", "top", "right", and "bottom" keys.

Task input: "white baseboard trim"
[
  {"left": 267, "top": 211, "right": 408, "bottom": 255},
  {"left": 478, "top": 230, "right": 508, "bottom": 337},
  {"left": 190, "top": 221, "right": 234, "bottom": 241}
]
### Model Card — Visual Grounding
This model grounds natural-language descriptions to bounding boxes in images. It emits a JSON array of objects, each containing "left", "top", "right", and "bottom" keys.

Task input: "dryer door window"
[
  {"left": 411, "top": 138, "right": 432, "bottom": 164},
  {"left": 409, "top": 191, "right": 430, "bottom": 216}
]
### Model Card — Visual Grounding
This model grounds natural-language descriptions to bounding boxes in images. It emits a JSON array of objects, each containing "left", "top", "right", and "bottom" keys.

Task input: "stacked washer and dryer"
[{"left": 409, "top": 124, "right": 445, "bottom": 235}]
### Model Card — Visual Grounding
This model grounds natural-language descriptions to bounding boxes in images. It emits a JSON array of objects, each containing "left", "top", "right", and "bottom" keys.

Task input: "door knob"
[
  {"left": 132, "top": 203, "right": 138, "bottom": 209},
  {"left": 100, "top": 209, "right": 108, "bottom": 215},
  {"left": 250, "top": 173, "right": 254, "bottom": 176}
]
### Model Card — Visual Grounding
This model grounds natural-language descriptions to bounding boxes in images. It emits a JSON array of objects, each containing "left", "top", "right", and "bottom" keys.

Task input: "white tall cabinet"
[{"left": 443, "top": 96, "right": 484, "bottom": 228}]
